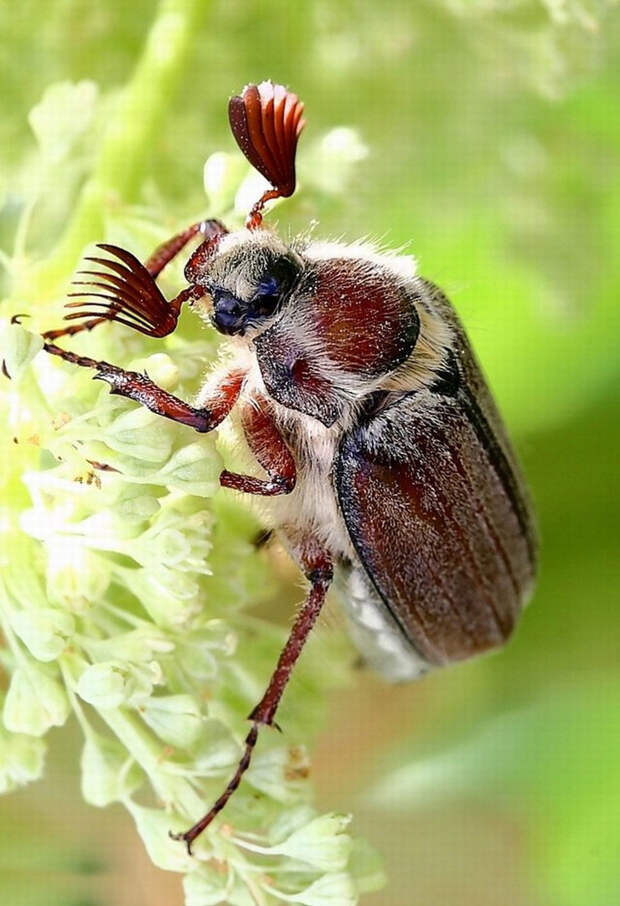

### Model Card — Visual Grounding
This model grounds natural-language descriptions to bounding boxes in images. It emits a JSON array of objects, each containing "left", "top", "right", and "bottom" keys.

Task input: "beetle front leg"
[
  {"left": 145, "top": 218, "right": 227, "bottom": 278},
  {"left": 94, "top": 365, "right": 245, "bottom": 432},
  {"left": 220, "top": 395, "right": 296, "bottom": 496},
  {"left": 44, "top": 341, "right": 245, "bottom": 433},
  {"left": 171, "top": 533, "right": 332, "bottom": 854}
]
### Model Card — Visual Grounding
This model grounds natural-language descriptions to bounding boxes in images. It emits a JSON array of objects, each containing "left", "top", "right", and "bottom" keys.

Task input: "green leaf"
[{"left": 28, "top": 80, "right": 99, "bottom": 163}]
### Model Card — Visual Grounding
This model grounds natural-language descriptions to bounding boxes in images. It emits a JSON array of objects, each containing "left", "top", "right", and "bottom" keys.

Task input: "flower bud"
[
  {"left": 120, "top": 566, "right": 201, "bottom": 629},
  {"left": 304, "top": 127, "right": 368, "bottom": 195},
  {"left": 271, "top": 813, "right": 353, "bottom": 872},
  {"left": 126, "top": 801, "right": 196, "bottom": 872},
  {"left": 3, "top": 664, "right": 70, "bottom": 736},
  {"left": 285, "top": 872, "right": 357, "bottom": 906},
  {"left": 183, "top": 719, "right": 239, "bottom": 774},
  {"left": 235, "top": 170, "right": 273, "bottom": 219},
  {"left": 247, "top": 745, "right": 311, "bottom": 802},
  {"left": 156, "top": 442, "right": 222, "bottom": 497},
  {"left": 81, "top": 731, "right": 142, "bottom": 807},
  {"left": 347, "top": 838, "right": 386, "bottom": 896},
  {"left": 102, "top": 407, "right": 174, "bottom": 463},
  {"left": 127, "top": 353, "right": 179, "bottom": 390},
  {"left": 76, "top": 661, "right": 127, "bottom": 710},
  {"left": 113, "top": 489, "right": 161, "bottom": 524},
  {"left": 183, "top": 865, "right": 230, "bottom": 906},
  {"left": 44, "top": 541, "right": 110, "bottom": 611},
  {"left": 86, "top": 627, "right": 174, "bottom": 665},
  {"left": 0, "top": 725, "right": 46, "bottom": 794},
  {"left": 28, "top": 80, "right": 98, "bottom": 162},
  {"left": 141, "top": 694, "right": 204, "bottom": 748},
  {"left": 0, "top": 321, "right": 43, "bottom": 383},
  {"left": 77, "top": 660, "right": 162, "bottom": 710},
  {"left": 10, "top": 607, "right": 75, "bottom": 662},
  {"left": 203, "top": 151, "right": 247, "bottom": 214}
]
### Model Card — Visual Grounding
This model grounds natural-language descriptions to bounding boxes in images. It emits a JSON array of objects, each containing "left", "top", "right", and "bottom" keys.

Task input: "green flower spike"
[{"left": 0, "top": 2, "right": 385, "bottom": 904}]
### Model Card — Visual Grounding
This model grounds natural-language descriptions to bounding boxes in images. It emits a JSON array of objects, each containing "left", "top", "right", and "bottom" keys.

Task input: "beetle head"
[
  {"left": 187, "top": 80, "right": 308, "bottom": 336},
  {"left": 190, "top": 231, "right": 303, "bottom": 337},
  {"left": 59, "top": 82, "right": 306, "bottom": 343}
]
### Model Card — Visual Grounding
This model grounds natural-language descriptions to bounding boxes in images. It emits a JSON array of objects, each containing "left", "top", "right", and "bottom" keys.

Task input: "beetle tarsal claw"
[
  {"left": 168, "top": 829, "right": 194, "bottom": 857},
  {"left": 92, "top": 369, "right": 127, "bottom": 392}
]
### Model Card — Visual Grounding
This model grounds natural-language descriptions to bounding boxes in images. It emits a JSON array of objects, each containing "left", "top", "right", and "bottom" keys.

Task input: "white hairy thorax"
[{"left": 195, "top": 235, "right": 454, "bottom": 680}]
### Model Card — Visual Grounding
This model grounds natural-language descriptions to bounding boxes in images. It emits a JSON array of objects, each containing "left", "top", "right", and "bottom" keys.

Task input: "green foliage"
[
  {"left": 1, "top": 1, "right": 619, "bottom": 905},
  {"left": 0, "top": 3, "right": 382, "bottom": 904}
]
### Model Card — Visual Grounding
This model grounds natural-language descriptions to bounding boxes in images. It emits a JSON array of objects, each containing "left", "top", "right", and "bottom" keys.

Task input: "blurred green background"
[{"left": 1, "top": 1, "right": 619, "bottom": 904}]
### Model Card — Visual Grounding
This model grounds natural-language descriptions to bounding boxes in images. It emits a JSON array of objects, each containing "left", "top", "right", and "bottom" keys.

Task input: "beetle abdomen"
[
  {"left": 336, "top": 563, "right": 430, "bottom": 681},
  {"left": 336, "top": 389, "right": 534, "bottom": 665}
]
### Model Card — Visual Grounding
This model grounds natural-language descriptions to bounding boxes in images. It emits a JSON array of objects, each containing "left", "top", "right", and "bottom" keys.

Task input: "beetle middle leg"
[
  {"left": 219, "top": 394, "right": 296, "bottom": 496},
  {"left": 171, "top": 531, "right": 333, "bottom": 854}
]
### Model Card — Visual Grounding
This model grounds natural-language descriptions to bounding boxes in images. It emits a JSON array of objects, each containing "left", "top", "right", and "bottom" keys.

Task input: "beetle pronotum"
[{"left": 42, "top": 81, "right": 537, "bottom": 852}]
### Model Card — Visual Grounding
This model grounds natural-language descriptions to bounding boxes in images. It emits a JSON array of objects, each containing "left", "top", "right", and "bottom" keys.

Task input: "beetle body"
[
  {"left": 191, "top": 229, "right": 536, "bottom": 681},
  {"left": 42, "top": 81, "right": 536, "bottom": 849}
]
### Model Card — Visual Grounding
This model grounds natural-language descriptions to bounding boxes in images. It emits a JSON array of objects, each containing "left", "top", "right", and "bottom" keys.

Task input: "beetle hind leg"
[{"left": 171, "top": 534, "right": 332, "bottom": 854}]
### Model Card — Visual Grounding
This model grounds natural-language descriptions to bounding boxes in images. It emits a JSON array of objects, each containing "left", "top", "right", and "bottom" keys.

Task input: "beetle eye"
[
  {"left": 249, "top": 258, "right": 299, "bottom": 322},
  {"left": 253, "top": 292, "right": 280, "bottom": 317},
  {"left": 253, "top": 275, "right": 282, "bottom": 316},
  {"left": 257, "top": 275, "right": 280, "bottom": 296}
]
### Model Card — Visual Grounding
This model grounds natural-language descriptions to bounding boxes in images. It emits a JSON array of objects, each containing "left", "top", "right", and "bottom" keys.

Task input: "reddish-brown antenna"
[{"left": 228, "top": 81, "right": 306, "bottom": 230}]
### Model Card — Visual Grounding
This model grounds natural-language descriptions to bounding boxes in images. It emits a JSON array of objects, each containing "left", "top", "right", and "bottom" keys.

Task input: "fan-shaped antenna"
[{"left": 228, "top": 81, "right": 306, "bottom": 230}]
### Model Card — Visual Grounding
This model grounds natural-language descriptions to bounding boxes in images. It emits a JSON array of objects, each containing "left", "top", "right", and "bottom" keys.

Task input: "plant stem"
[
  {"left": 27, "top": 0, "right": 207, "bottom": 299},
  {"left": 98, "top": 706, "right": 206, "bottom": 817}
]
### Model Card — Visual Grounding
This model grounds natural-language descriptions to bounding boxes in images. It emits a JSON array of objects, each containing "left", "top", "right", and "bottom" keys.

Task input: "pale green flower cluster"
[{"left": 0, "top": 58, "right": 383, "bottom": 906}]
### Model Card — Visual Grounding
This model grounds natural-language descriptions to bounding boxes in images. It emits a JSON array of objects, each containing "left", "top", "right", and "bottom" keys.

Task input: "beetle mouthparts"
[{"left": 228, "top": 80, "right": 306, "bottom": 230}]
